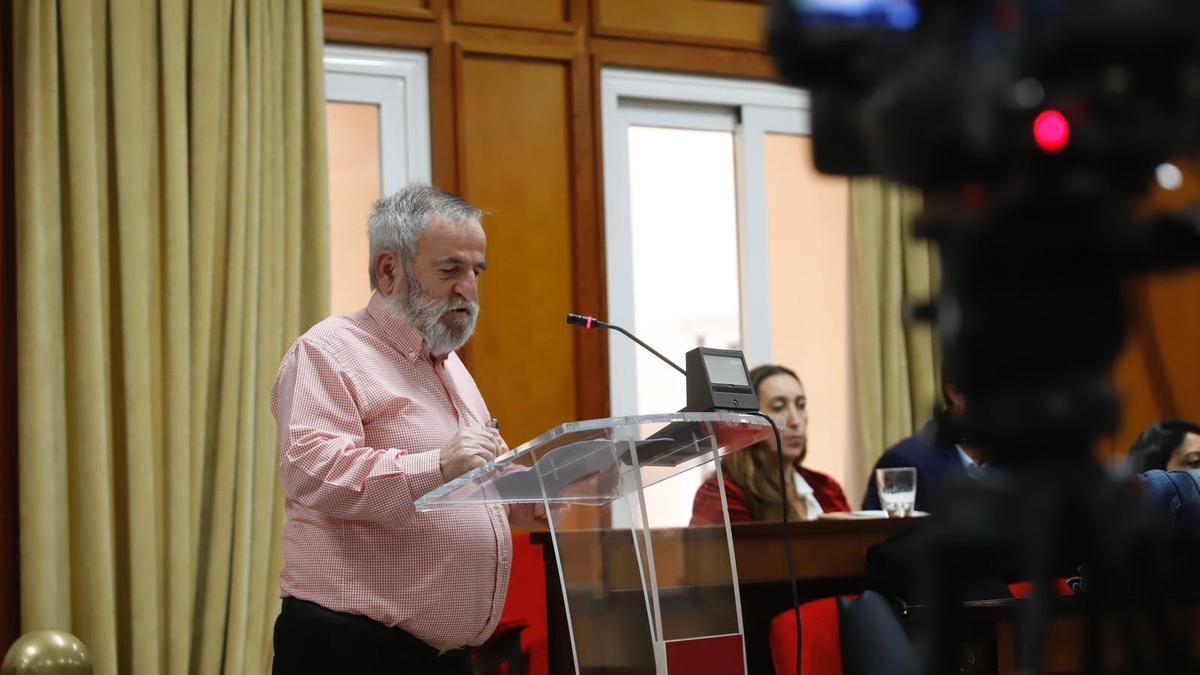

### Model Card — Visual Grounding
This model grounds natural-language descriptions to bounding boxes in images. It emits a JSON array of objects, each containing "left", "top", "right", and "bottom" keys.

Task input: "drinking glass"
[{"left": 875, "top": 467, "right": 917, "bottom": 518}]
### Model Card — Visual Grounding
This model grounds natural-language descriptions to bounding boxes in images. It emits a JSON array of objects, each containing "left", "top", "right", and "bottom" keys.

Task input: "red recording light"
[{"left": 1033, "top": 110, "right": 1070, "bottom": 154}]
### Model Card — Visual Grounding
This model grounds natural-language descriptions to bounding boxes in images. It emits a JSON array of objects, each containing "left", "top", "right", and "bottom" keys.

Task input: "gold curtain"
[
  {"left": 849, "top": 179, "right": 940, "bottom": 483},
  {"left": 14, "top": 1, "right": 329, "bottom": 674}
]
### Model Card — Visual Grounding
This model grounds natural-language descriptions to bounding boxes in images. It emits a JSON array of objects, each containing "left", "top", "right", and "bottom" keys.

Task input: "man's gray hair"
[{"left": 367, "top": 185, "right": 483, "bottom": 289}]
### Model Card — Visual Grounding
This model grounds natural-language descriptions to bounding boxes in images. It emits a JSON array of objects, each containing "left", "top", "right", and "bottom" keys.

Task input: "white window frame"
[
  {"left": 324, "top": 45, "right": 433, "bottom": 190},
  {"left": 600, "top": 68, "right": 810, "bottom": 416}
]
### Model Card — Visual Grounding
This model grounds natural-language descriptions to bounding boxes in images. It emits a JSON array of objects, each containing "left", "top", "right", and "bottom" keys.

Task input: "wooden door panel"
[{"left": 458, "top": 54, "right": 579, "bottom": 449}]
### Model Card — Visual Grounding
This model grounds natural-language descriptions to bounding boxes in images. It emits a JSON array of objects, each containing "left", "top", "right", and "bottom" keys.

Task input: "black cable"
[{"left": 748, "top": 410, "right": 803, "bottom": 675}]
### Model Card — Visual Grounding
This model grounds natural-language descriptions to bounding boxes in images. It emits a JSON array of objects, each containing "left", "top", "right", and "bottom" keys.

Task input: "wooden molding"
[
  {"left": 569, "top": 0, "right": 588, "bottom": 31},
  {"left": 591, "top": 0, "right": 768, "bottom": 51},
  {"left": 323, "top": 0, "right": 436, "bottom": 21},
  {"left": 451, "top": 0, "right": 577, "bottom": 35},
  {"left": 592, "top": 26, "right": 762, "bottom": 52},
  {"left": 449, "top": 44, "right": 469, "bottom": 196},
  {"left": 324, "top": 11, "right": 439, "bottom": 48},
  {"left": 569, "top": 54, "right": 609, "bottom": 421},
  {"left": 429, "top": 41, "right": 458, "bottom": 191},
  {"left": 452, "top": 24, "right": 582, "bottom": 60},
  {"left": 591, "top": 36, "right": 779, "bottom": 80}
]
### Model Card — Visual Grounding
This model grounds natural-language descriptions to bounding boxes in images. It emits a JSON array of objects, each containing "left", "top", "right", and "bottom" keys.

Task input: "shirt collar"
[
  {"left": 956, "top": 444, "right": 984, "bottom": 476},
  {"left": 791, "top": 469, "right": 814, "bottom": 496},
  {"left": 365, "top": 292, "right": 448, "bottom": 365}
]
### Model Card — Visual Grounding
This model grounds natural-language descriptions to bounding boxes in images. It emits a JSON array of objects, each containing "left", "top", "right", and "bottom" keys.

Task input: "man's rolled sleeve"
[{"left": 273, "top": 339, "right": 446, "bottom": 528}]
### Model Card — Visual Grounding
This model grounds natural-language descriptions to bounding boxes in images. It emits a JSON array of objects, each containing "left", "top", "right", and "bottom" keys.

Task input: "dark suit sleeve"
[{"left": 862, "top": 467, "right": 881, "bottom": 510}]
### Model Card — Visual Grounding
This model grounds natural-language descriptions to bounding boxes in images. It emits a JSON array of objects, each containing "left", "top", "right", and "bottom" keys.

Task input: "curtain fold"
[
  {"left": 14, "top": 1, "right": 330, "bottom": 673},
  {"left": 850, "top": 178, "right": 941, "bottom": 481}
]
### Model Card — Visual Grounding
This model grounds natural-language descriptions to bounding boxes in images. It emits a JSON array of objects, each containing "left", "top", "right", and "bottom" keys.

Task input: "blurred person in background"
[
  {"left": 691, "top": 364, "right": 850, "bottom": 524},
  {"left": 861, "top": 376, "right": 982, "bottom": 512},
  {"left": 1127, "top": 419, "right": 1200, "bottom": 473}
]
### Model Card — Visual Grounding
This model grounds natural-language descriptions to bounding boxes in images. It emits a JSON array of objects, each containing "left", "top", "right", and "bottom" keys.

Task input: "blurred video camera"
[
  {"left": 769, "top": 0, "right": 1200, "bottom": 191},
  {"left": 770, "top": 0, "right": 1200, "bottom": 459},
  {"left": 770, "top": 9, "right": 1200, "bottom": 671}
]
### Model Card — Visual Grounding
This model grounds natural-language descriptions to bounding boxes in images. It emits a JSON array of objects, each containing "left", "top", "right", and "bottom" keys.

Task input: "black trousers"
[{"left": 272, "top": 597, "right": 473, "bottom": 675}]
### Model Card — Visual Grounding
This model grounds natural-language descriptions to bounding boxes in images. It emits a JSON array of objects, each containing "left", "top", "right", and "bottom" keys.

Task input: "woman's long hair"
[{"left": 718, "top": 364, "right": 807, "bottom": 521}]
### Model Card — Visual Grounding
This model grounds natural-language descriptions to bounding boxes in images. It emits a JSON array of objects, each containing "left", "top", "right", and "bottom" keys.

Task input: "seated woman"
[
  {"left": 1128, "top": 419, "right": 1200, "bottom": 473},
  {"left": 691, "top": 364, "right": 850, "bottom": 524}
]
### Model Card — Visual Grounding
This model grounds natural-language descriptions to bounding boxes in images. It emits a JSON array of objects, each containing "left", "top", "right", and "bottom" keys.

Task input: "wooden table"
[{"left": 530, "top": 518, "right": 921, "bottom": 675}]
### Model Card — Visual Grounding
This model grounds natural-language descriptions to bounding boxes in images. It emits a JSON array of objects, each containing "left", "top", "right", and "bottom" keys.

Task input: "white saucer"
[{"left": 817, "top": 509, "right": 929, "bottom": 520}]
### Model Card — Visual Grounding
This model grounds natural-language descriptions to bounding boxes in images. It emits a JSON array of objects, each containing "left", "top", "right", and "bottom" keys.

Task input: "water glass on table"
[{"left": 875, "top": 467, "right": 917, "bottom": 518}]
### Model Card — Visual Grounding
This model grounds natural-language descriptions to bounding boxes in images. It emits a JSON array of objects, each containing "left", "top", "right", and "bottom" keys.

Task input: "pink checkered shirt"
[{"left": 271, "top": 292, "right": 511, "bottom": 650}]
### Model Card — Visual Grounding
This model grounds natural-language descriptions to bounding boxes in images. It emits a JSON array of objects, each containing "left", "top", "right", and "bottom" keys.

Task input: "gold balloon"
[{"left": 2, "top": 631, "right": 91, "bottom": 675}]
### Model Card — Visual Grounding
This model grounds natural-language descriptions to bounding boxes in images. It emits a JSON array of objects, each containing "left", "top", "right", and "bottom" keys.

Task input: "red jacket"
[{"left": 690, "top": 466, "right": 851, "bottom": 525}]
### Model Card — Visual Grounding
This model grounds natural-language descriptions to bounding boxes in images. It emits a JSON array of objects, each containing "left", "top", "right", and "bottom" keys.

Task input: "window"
[
  {"left": 601, "top": 69, "right": 853, "bottom": 525},
  {"left": 626, "top": 123, "right": 742, "bottom": 418},
  {"left": 324, "top": 45, "right": 432, "bottom": 313}
]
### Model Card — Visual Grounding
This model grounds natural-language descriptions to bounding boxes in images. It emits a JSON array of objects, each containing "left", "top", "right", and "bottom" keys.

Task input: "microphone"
[{"left": 566, "top": 313, "right": 687, "bottom": 376}]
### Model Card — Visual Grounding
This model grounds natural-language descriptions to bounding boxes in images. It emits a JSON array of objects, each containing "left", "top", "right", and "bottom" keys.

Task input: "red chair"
[
  {"left": 1008, "top": 578, "right": 1074, "bottom": 599},
  {"left": 769, "top": 596, "right": 857, "bottom": 675},
  {"left": 767, "top": 583, "right": 1072, "bottom": 675}
]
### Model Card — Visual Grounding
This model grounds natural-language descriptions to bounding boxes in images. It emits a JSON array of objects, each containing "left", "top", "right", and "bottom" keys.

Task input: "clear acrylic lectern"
[{"left": 416, "top": 412, "right": 773, "bottom": 675}]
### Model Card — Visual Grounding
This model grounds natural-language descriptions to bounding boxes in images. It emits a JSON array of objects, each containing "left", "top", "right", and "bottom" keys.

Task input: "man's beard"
[{"left": 391, "top": 274, "right": 479, "bottom": 356}]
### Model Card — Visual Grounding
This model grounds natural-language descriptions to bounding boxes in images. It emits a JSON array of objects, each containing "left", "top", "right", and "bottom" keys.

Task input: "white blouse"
[{"left": 792, "top": 469, "right": 825, "bottom": 521}]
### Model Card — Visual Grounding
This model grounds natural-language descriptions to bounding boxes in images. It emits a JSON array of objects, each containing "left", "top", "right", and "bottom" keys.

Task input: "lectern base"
[{"left": 664, "top": 634, "right": 745, "bottom": 675}]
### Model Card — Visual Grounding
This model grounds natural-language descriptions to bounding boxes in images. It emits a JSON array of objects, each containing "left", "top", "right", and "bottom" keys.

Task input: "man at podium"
[{"left": 269, "top": 186, "right": 519, "bottom": 675}]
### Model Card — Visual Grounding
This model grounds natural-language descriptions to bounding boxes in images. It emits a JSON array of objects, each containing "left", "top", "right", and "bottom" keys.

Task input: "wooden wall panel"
[
  {"left": 458, "top": 54, "right": 579, "bottom": 447},
  {"left": 1140, "top": 272, "right": 1200, "bottom": 415},
  {"left": 592, "top": 0, "right": 768, "bottom": 50},
  {"left": 454, "top": 0, "right": 574, "bottom": 32},
  {"left": 1101, "top": 299, "right": 1165, "bottom": 461},
  {"left": 1103, "top": 271, "right": 1200, "bottom": 461}
]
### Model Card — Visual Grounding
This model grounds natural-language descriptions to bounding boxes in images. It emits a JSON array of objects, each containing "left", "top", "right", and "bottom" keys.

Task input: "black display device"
[{"left": 684, "top": 347, "right": 758, "bottom": 413}]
